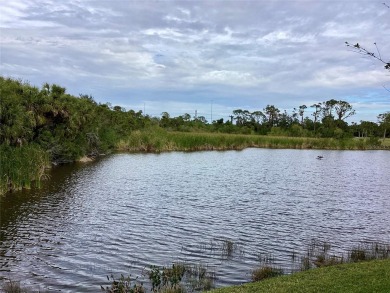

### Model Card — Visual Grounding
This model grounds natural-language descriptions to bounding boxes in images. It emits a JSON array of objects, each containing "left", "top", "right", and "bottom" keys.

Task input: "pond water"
[{"left": 1, "top": 149, "right": 390, "bottom": 291}]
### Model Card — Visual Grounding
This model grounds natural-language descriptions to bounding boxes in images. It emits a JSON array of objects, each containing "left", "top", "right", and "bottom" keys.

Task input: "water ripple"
[{"left": 1, "top": 149, "right": 390, "bottom": 291}]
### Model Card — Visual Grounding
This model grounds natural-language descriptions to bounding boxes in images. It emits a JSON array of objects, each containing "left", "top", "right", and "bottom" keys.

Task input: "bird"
[{"left": 317, "top": 156, "right": 324, "bottom": 160}]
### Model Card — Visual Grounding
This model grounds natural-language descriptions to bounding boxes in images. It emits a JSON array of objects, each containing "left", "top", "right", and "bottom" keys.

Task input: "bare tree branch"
[{"left": 345, "top": 42, "right": 390, "bottom": 72}]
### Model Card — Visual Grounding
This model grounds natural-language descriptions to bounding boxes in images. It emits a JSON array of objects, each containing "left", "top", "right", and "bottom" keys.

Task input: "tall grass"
[
  {"left": 296, "top": 240, "right": 390, "bottom": 271},
  {"left": 0, "top": 144, "right": 49, "bottom": 195},
  {"left": 117, "top": 128, "right": 385, "bottom": 152}
]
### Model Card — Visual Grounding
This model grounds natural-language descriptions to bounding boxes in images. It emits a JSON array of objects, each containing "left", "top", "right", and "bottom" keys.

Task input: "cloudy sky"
[{"left": 1, "top": 0, "right": 389, "bottom": 122}]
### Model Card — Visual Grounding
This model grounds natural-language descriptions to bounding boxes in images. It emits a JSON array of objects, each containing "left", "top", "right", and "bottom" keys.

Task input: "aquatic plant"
[
  {"left": 1, "top": 280, "right": 29, "bottom": 293},
  {"left": 101, "top": 274, "right": 145, "bottom": 293},
  {"left": 221, "top": 239, "right": 235, "bottom": 258},
  {"left": 0, "top": 279, "right": 49, "bottom": 293},
  {"left": 251, "top": 266, "right": 284, "bottom": 282},
  {"left": 147, "top": 262, "right": 215, "bottom": 292},
  {"left": 348, "top": 242, "right": 390, "bottom": 262},
  {"left": 296, "top": 240, "right": 390, "bottom": 271}
]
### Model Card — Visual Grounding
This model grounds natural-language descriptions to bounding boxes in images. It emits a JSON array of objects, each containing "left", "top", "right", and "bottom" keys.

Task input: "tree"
[
  {"left": 181, "top": 113, "right": 191, "bottom": 122},
  {"left": 378, "top": 112, "right": 390, "bottom": 139},
  {"left": 278, "top": 110, "right": 293, "bottom": 129},
  {"left": 298, "top": 105, "right": 307, "bottom": 124},
  {"left": 310, "top": 103, "right": 321, "bottom": 123},
  {"left": 359, "top": 121, "right": 379, "bottom": 137},
  {"left": 322, "top": 99, "right": 338, "bottom": 118},
  {"left": 264, "top": 105, "right": 280, "bottom": 126},
  {"left": 197, "top": 116, "right": 207, "bottom": 124},
  {"left": 334, "top": 100, "right": 356, "bottom": 120},
  {"left": 251, "top": 111, "right": 266, "bottom": 124},
  {"left": 233, "top": 109, "right": 244, "bottom": 125},
  {"left": 113, "top": 105, "right": 124, "bottom": 112}
]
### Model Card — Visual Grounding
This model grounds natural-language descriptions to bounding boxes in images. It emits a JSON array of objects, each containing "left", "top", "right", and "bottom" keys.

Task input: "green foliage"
[
  {"left": 148, "top": 264, "right": 186, "bottom": 292},
  {"left": 101, "top": 274, "right": 145, "bottom": 293},
  {"left": 100, "top": 263, "right": 213, "bottom": 293},
  {"left": 0, "top": 144, "right": 49, "bottom": 194}
]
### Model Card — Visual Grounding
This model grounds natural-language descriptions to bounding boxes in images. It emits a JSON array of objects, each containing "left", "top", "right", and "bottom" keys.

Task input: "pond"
[{"left": 1, "top": 148, "right": 390, "bottom": 291}]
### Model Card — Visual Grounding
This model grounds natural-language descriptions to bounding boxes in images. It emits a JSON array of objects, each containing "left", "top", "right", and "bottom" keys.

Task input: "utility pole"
[{"left": 211, "top": 101, "right": 213, "bottom": 123}]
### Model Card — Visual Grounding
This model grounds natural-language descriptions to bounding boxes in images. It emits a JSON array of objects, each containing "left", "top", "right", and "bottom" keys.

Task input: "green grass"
[
  {"left": 208, "top": 259, "right": 390, "bottom": 293},
  {"left": 381, "top": 138, "right": 390, "bottom": 147},
  {"left": 117, "top": 128, "right": 387, "bottom": 152},
  {"left": 0, "top": 144, "right": 50, "bottom": 196}
]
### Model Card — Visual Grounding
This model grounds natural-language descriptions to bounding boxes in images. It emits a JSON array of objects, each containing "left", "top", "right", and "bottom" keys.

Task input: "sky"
[{"left": 1, "top": 0, "right": 389, "bottom": 123}]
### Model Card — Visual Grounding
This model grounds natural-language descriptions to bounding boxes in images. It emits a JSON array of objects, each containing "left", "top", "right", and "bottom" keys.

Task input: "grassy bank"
[
  {"left": 117, "top": 128, "right": 387, "bottom": 152},
  {"left": 208, "top": 259, "right": 390, "bottom": 293}
]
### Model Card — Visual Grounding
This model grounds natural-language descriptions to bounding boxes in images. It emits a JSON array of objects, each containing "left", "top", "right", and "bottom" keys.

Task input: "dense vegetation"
[{"left": 1, "top": 76, "right": 389, "bottom": 194}]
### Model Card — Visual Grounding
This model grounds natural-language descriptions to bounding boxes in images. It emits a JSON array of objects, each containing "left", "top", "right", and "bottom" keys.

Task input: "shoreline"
[{"left": 1, "top": 133, "right": 389, "bottom": 196}]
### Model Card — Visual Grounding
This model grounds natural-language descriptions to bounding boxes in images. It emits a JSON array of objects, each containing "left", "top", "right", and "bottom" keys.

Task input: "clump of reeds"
[
  {"left": 297, "top": 240, "right": 390, "bottom": 272},
  {"left": 1, "top": 280, "right": 29, "bottom": 293},
  {"left": 251, "top": 252, "right": 283, "bottom": 282},
  {"left": 101, "top": 274, "right": 145, "bottom": 293},
  {"left": 184, "top": 263, "right": 215, "bottom": 291},
  {"left": 348, "top": 242, "right": 390, "bottom": 262},
  {"left": 221, "top": 239, "right": 235, "bottom": 258},
  {"left": 0, "top": 279, "right": 49, "bottom": 293},
  {"left": 146, "top": 262, "right": 215, "bottom": 293},
  {"left": 299, "top": 240, "right": 344, "bottom": 270},
  {"left": 0, "top": 144, "right": 50, "bottom": 195},
  {"left": 251, "top": 266, "right": 284, "bottom": 282}
]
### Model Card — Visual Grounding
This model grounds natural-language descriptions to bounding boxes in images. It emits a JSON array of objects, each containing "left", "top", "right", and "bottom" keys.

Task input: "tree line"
[{"left": 159, "top": 102, "right": 389, "bottom": 140}]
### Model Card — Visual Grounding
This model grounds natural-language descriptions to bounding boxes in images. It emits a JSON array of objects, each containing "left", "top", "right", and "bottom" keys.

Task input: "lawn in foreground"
[{"left": 208, "top": 259, "right": 390, "bottom": 293}]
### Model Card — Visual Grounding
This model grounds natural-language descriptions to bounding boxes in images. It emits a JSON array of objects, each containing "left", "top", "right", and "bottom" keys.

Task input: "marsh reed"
[
  {"left": 0, "top": 145, "right": 49, "bottom": 195},
  {"left": 116, "top": 128, "right": 382, "bottom": 153}
]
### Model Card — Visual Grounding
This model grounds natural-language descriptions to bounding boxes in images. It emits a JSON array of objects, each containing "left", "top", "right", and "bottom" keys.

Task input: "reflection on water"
[{"left": 1, "top": 149, "right": 390, "bottom": 292}]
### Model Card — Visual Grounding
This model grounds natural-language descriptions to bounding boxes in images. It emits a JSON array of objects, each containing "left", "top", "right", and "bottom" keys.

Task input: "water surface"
[{"left": 1, "top": 149, "right": 390, "bottom": 291}]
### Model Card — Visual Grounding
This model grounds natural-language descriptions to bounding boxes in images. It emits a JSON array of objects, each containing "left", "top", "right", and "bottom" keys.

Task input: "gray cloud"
[{"left": 1, "top": 0, "right": 389, "bottom": 122}]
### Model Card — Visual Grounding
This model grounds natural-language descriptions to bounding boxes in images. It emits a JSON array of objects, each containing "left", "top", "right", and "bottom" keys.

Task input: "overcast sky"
[{"left": 1, "top": 0, "right": 389, "bottom": 122}]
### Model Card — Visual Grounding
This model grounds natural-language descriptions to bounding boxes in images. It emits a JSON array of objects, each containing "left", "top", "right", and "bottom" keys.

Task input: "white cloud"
[
  {"left": 0, "top": 0, "right": 389, "bottom": 122},
  {"left": 304, "top": 66, "right": 389, "bottom": 88},
  {"left": 190, "top": 70, "right": 267, "bottom": 87},
  {"left": 0, "top": 2, "right": 30, "bottom": 25}
]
